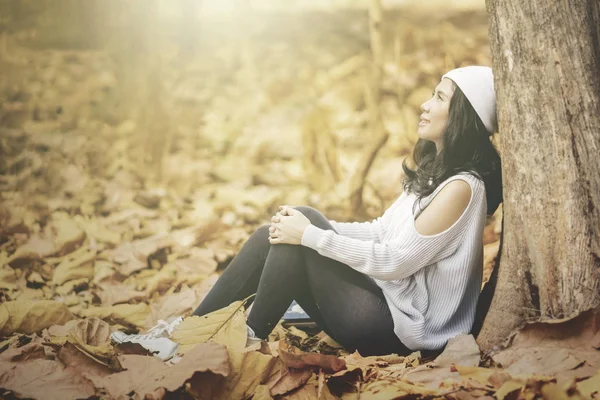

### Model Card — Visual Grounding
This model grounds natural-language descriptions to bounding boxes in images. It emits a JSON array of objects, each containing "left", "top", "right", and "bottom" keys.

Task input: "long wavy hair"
[{"left": 401, "top": 81, "right": 503, "bottom": 216}]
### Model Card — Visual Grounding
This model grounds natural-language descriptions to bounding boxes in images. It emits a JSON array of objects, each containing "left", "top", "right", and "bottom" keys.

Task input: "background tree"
[{"left": 475, "top": 0, "right": 600, "bottom": 351}]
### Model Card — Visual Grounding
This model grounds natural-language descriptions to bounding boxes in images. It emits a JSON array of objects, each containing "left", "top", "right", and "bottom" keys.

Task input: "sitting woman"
[{"left": 111, "top": 65, "right": 503, "bottom": 361}]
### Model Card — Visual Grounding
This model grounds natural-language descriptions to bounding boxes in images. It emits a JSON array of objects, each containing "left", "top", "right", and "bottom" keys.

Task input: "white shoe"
[
  {"left": 110, "top": 316, "right": 184, "bottom": 360},
  {"left": 245, "top": 325, "right": 265, "bottom": 348}
]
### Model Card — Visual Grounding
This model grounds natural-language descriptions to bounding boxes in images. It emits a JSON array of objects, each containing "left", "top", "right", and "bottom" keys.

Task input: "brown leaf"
[
  {"left": 343, "top": 350, "right": 401, "bottom": 368},
  {"left": 278, "top": 339, "right": 346, "bottom": 373},
  {"left": 45, "top": 318, "right": 122, "bottom": 371},
  {"left": 0, "top": 359, "right": 96, "bottom": 400},
  {"left": 434, "top": 333, "right": 481, "bottom": 367},
  {"left": 95, "top": 282, "right": 147, "bottom": 306},
  {"left": 278, "top": 377, "right": 319, "bottom": 400},
  {"left": 0, "top": 341, "right": 47, "bottom": 363},
  {"left": 359, "top": 377, "right": 440, "bottom": 399},
  {"left": 397, "top": 363, "right": 459, "bottom": 389},
  {"left": 317, "top": 368, "right": 338, "bottom": 400},
  {"left": 98, "top": 342, "right": 230, "bottom": 398},
  {"left": 7, "top": 234, "right": 56, "bottom": 268},
  {"left": 108, "top": 232, "right": 171, "bottom": 276},
  {"left": 56, "top": 341, "right": 115, "bottom": 380},
  {"left": 265, "top": 358, "right": 314, "bottom": 396},
  {"left": 173, "top": 248, "right": 218, "bottom": 276},
  {"left": 491, "top": 309, "right": 600, "bottom": 377},
  {"left": 145, "top": 284, "right": 202, "bottom": 329}
]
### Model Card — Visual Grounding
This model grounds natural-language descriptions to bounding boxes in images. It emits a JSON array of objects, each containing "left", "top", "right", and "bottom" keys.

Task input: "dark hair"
[{"left": 401, "top": 82, "right": 503, "bottom": 216}]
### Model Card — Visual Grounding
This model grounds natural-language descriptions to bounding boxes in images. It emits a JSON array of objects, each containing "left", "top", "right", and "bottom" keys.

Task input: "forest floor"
[{"left": 0, "top": 5, "right": 598, "bottom": 400}]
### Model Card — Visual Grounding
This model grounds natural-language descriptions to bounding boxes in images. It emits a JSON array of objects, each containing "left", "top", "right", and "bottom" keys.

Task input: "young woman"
[{"left": 111, "top": 65, "right": 503, "bottom": 360}]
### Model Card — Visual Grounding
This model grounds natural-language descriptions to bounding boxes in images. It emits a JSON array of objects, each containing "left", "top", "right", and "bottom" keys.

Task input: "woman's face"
[{"left": 418, "top": 77, "right": 455, "bottom": 151}]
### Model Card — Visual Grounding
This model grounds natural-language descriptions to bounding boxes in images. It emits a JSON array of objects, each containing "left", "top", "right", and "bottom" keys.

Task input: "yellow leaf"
[
  {"left": 495, "top": 380, "right": 524, "bottom": 400},
  {"left": 74, "top": 215, "right": 121, "bottom": 245},
  {"left": 454, "top": 365, "right": 495, "bottom": 386},
  {"left": 576, "top": 371, "right": 600, "bottom": 398},
  {"left": 144, "top": 263, "right": 177, "bottom": 296},
  {"left": 52, "top": 212, "right": 86, "bottom": 255},
  {"left": 55, "top": 278, "right": 89, "bottom": 296},
  {"left": 52, "top": 249, "right": 95, "bottom": 286},
  {"left": 360, "top": 378, "right": 439, "bottom": 399},
  {"left": 539, "top": 382, "right": 571, "bottom": 400},
  {"left": 253, "top": 384, "right": 274, "bottom": 400},
  {"left": 226, "top": 351, "right": 276, "bottom": 400},
  {"left": 0, "top": 300, "right": 74, "bottom": 336},
  {"left": 78, "top": 303, "right": 149, "bottom": 329},
  {"left": 0, "top": 267, "right": 18, "bottom": 290},
  {"left": 66, "top": 331, "right": 123, "bottom": 371},
  {"left": 171, "top": 300, "right": 247, "bottom": 354}
]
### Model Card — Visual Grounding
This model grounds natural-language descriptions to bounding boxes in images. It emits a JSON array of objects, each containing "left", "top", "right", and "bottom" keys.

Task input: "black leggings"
[{"left": 192, "top": 206, "right": 412, "bottom": 356}]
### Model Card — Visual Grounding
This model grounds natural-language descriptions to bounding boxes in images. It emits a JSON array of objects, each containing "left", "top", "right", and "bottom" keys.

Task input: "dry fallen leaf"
[
  {"left": 254, "top": 384, "right": 275, "bottom": 400},
  {"left": 492, "top": 309, "right": 600, "bottom": 377},
  {"left": 74, "top": 215, "right": 121, "bottom": 245},
  {"left": 145, "top": 284, "right": 202, "bottom": 329},
  {"left": 359, "top": 377, "right": 440, "bottom": 399},
  {"left": 434, "top": 333, "right": 481, "bottom": 367},
  {"left": 98, "top": 342, "right": 231, "bottom": 398},
  {"left": 0, "top": 359, "right": 96, "bottom": 400},
  {"left": 51, "top": 248, "right": 96, "bottom": 286},
  {"left": 0, "top": 299, "right": 74, "bottom": 336},
  {"left": 0, "top": 267, "right": 19, "bottom": 290},
  {"left": 170, "top": 300, "right": 247, "bottom": 355},
  {"left": 108, "top": 232, "right": 171, "bottom": 276},
  {"left": 144, "top": 262, "right": 178, "bottom": 296},
  {"left": 278, "top": 339, "right": 346, "bottom": 373},
  {"left": 265, "top": 358, "right": 314, "bottom": 396},
  {"left": 95, "top": 281, "right": 147, "bottom": 306},
  {"left": 77, "top": 302, "right": 149, "bottom": 329},
  {"left": 576, "top": 370, "right": 600, "bottom": 398},
  {"left": 6, "top": 234, "right": 57, "bottom": 268},
  {"left": 189, "top": 349, "right": 277, "bottom": 399},
  {"left": 0, "top": 340, "right": 47, "bottom": 363},
  {"left": 50, "top": 212, "right": 87, "bottom": 256}
]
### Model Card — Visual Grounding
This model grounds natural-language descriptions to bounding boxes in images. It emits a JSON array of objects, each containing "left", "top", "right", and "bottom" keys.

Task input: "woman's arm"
[
  {"left": 326, "top": 191, "right": 407, "bottom": 243},
  {"left": 327, "top": 217, "right": 385, "bottom": 243},
  {"left": 302, "top": 178, "right": 483, "bottom": 281}
]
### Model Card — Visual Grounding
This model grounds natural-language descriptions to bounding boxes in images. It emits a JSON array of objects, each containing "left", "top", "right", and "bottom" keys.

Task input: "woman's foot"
[
  {"left": 110, "top": 316, "right": 184, "bottom": 361},
  {"left": 111, "top": 316, "right": 265, "bottom": 357}
]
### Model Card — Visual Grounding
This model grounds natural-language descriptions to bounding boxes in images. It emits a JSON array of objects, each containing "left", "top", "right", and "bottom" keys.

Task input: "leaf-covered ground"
[{"left": 0, "top": 4, "right": 598, "bottom": 399}]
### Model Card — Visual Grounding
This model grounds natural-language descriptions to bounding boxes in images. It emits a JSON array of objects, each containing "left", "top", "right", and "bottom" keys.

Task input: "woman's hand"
[{"left": 269, "top": 205, "right": 312, "bottom": 245}]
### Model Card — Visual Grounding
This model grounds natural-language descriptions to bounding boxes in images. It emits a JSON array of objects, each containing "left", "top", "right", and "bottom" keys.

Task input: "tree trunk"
[
  {"left": 477, "top": 0, "right": 600, "bottom": 351},
  {"left": 348, "top": 0, "right": 389, "bottom": 217}
]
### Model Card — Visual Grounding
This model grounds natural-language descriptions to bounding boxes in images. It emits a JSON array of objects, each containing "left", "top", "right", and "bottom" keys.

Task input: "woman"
[{"left": 111, "top": 65, "right": 503, "bottom": 360}]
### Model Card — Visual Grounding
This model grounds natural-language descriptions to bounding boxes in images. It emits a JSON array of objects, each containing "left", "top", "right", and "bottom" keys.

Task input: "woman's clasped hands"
[{"left": 268, "top": 205, "right": 312, "bottom": 245}]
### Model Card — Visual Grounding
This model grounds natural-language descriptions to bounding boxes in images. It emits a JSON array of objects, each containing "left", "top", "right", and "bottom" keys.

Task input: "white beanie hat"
[{"left": 441, "top": 66, "right": 497, "bottom": 134}]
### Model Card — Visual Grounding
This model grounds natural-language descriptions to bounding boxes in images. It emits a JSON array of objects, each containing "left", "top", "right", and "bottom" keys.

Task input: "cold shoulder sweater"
[{"left": 300, "top": 172, "right": 487, "bottom": 351}]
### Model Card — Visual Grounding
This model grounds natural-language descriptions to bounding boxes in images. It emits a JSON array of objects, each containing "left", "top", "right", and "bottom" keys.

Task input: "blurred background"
[{"left": 0, "top": 0, "right": 501, "bottom": 318}]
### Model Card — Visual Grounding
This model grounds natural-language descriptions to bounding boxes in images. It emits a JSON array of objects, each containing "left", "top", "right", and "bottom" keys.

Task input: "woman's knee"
[
  {"left": 292, "top": 206, "right": 328, "bottom": 225},
  {"left": 248, "top": 224, "right": 270, "bottom": 243}
]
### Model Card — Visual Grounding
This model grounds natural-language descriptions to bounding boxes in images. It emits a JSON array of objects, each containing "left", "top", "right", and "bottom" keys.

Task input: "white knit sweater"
[{"left": 301, "top": 172, "right": 487, "bottom": 351}]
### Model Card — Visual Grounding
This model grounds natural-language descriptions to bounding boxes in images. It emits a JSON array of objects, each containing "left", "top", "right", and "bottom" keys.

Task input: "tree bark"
[{"left": 477, "top": 0, "right": 600, "bottom": 351}]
